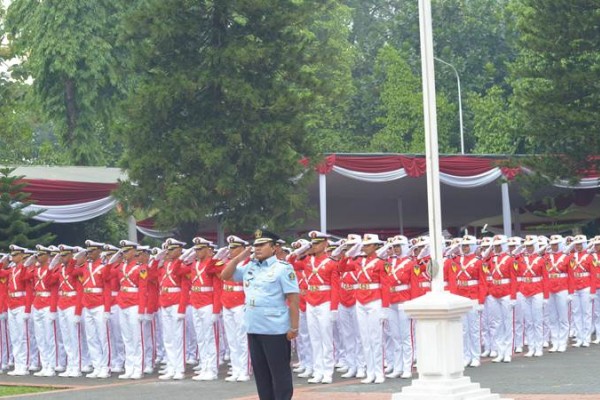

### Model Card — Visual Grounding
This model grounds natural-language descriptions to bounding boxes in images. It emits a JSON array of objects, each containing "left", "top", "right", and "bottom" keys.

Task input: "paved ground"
[{"left": 1, "top": 343, "right": 600, "bottom": 399}]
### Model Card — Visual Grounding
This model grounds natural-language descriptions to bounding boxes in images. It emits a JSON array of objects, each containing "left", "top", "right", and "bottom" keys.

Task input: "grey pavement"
[{"left": 1, "top": 343, "right": 600, "bottom": 399}]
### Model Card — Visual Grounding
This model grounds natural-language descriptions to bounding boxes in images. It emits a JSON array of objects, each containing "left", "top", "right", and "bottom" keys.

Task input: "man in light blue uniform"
[{"left": 221, "top": 229, "right": 299, "bottom": 400}]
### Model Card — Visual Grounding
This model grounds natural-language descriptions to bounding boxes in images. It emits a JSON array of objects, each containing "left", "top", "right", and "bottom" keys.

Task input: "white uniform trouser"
[
  {"left": 141, "top": 317, "right": 154, "bottom": 370},
  {"left": 0, "top": 316, "right": 9, "bottom": 370},
  {"left": 192, "top": 305, "right": 218, "bottom": 376},
  {"left": 488, "top": 296, "right": 513, "bottom": 358},
  {"left": 548, "top": 290, "right": 569, "bottom": 347},
  {"left": 462, "top": 308, "right": 481, "bottom": 363},
  {"left": 185, "top": 305, "right": 197, "bottom": 363},
  {"left": 32, "top": 306, "right": 56, "bottom": 370},
  {"left": 522, "top": 293, "right": 544, "bottom": 352},
  {"left": 388, "top": 302, "right": 413, "bottom": 374},
  {"left": 154, "top": 311, "right": 165, "bottom": 361},
  {"left": 571, "top": 287, "right": 592, "bottom": 343},
  {"left": 83, "top": 306, "right": 109, "bottom": 372},
  {"left": 481, "top": 295, "right": 494, "bottom": 353},
  {"left": 109, "top": 305, "right": 125, "bottom": 370},
  {"left": 514, "top": 293, "right": 525, "bottom": 349},
  {"left": 53, "top": 317, "right": 67, "bottom": 369},
  {"left": 58, "top": 306, "right": 82, "bottom": 371},
  {"left": 161, "top": 305, "right": 185, "bottom": 374},
  {"left": 306, "top": 302, "right": 334, "bottom": 379},
  {"left": 297, "top": 310, "right": 312, "bottom": 371},
  {"left": 8, "top": 306, "right": 30, "bottom": 371},
  {"left": 119, "top": 306, "right": 142, "bottom": 375},
  {"left": 356, "top": 300, "right": 384, "bottom": 380},
  {"left": 223, "top": 305, "right": 249, "bottom": 377},
  {"left": 592, "top": 295, "right": 600, "bottom": 339},
  {"left": 338, "top": 304, "right": 362, "bottom": 371}
]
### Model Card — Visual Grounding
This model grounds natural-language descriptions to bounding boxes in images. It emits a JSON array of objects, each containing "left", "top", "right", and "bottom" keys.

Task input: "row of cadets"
[
  {"left": 287, "top": 231, "right": 339, "bottom": 384},
  {"left": 179, "top": 236, "right": 223, "bottom": 382},
  {"left": 220, "top": 235, "right": 251, "bottom": 382}
]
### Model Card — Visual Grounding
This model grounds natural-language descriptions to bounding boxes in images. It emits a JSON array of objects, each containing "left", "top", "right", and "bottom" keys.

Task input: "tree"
[
  {"left": 117, "top": 0, "right": 352, "bottom": 233},
  {"left": 0, "top": 168, "right": 55, "bottom": 249},
  {"left": 5, "top": 0, "right": 129, "bottom": 166},
  {"left": 511, "top": 0, "right": 600, "bottom": 179},
  {"left": 369, "top": 44, "right": 456, "bottom": 153}
]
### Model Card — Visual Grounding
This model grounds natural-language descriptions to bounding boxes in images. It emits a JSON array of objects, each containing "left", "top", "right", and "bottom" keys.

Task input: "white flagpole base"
[{"left": 393, "top": 291, "right": 511, "bottom": 400}]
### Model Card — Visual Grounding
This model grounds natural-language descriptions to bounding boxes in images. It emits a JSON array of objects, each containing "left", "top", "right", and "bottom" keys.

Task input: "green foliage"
[
  {"left": 5, "top": 0, "right": 128, "bottom": 166},
  {"left": 370, "top": 44, "right": 455, "bottom": 153},
  {"left": 511, "top": 0, "right": 600, "bottom": 179},
  {"left": 117, "top": 0, "right": 350, "bottom": 233},
  {"left": 0, "top": 168, "right": 55, "bottom": 250}
]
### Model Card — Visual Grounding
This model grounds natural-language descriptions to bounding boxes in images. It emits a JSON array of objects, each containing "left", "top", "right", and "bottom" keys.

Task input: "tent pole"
[
  {"left": 501, "top": 182, "right": 512, "bottom": 236},
  {"left": 319, "top": 173, "right": 327, "bottom": 233},
  {"left": 397, "top": 198, "right": 404, "bottom": 235},
  {"left": 127, "top": 215, "right": 138, "bottom": 243}
]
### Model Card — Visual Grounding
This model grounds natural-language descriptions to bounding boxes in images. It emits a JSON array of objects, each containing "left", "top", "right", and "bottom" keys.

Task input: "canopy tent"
[{"left": 4, "top": 155, "right": 599, "bottom": 241}]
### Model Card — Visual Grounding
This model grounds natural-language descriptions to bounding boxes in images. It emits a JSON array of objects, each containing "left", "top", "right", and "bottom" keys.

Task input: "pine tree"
[{"left": 0, "top": 168, "right": 55, "bottom": 250}]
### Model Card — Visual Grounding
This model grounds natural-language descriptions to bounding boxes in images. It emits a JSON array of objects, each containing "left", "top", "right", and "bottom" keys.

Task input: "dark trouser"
[{"left": 248, "top": 334, "right": 293, "bottom": 400}]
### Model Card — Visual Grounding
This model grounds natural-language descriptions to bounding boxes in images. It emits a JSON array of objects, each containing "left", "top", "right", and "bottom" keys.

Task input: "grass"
[{"left": 0, "top": 385, "right": 58, "bottom": 396}]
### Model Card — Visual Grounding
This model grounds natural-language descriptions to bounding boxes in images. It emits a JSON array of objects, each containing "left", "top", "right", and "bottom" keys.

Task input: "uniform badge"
[
  {"left": 546, "top": 262, "right": 551, "bottom": 271},
  {"left": 482, "top": 263, "right": 489, "bottom": 274},
  {"left": 513, "top": 262, "right": 519, "bottom": 271},
  {"left": 78, "top": 275, "right": 85, "bottom": 283},
  {"left": 384, "top": 262, "right": 390, "bottom": 274},
  {"left": 254, "top": 229, "right": 263, "bottom": 239},
  {"left": 0, "top": 278, "right": 6, "bottom": 284},
  {"left": 452, "top": 263, "right": 457, "bottom": 273},
  {"left": 414, "top": 266, "right": 421, "bottom": 276},
  {"left": 288, "top": 271, "right": 296, "bottom": 280},
  {"left": 570, "top": 260, "right": 576, "bottom": 269},
  {"left": 244, "top": 280, "right": 250, "bottom": 287},
  {"left": 140, "top": 269, "right": 147, "bottom": 279}
]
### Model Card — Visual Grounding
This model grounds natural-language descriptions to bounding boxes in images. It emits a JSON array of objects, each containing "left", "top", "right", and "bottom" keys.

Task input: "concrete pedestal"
[{"left": 392, "top": 290, "right": 510, "bottom": 400}]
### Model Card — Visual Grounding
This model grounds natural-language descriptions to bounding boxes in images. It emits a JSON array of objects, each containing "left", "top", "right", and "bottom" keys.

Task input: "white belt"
[
  {"left": 35, "top": 291, "right": 52, "bottom": 297},
  {"left": 492, "top": 278, "right": 510, "bottom": 285},
  {"left": 111, "top": 291, "right": 118, "bottom": 296},
  {"left": 59, "top": 291, "right": 77, "bottom": 297},
  {"left": 548, "top": 273, "right": 567, "bottom": 279},
  {"left": 84, "top": 288, "right": 104, "bottom": 294},
  {"left": 517, "top": 277, "right": 542, "bottom": 283},
  {"left": 307, "top": 285, "right": 331, "bottom": 292},
  {"left": 457, "top": 279, "right": 478, "bottom": 287},
  {"left": 357, "top": 283, "right": 381, "bottom": 290},
  {"left": 419, "top": 282, "right": 431, "bottom": 288},
  {"left": 341, "top": 283, "right": 358, "bottom": 291},
  {"left": 9, "top": 291, "right": 26, "bottom": 298},
  {"left": 223, "top": 284, "right": 244, "bottom": 292},
  {"left": 390, "top": 284, "right": 409, "bottom": 293},
  {"left": 120, "top": 287, "right": 139, "bottom": 293},
  {"left": 161, "top": 287, "right": 181, "bottom": 293},
  {"left": 191, "top": 286, "right": 213, "bottom": 293},
  {"left": 574, "top": 272, "right": 590, "bottom": 278}
]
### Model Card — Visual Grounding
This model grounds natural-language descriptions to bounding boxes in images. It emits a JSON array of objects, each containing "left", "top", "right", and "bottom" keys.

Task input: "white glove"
[
  {"left": 379, "top": 308, "right": 389, "bottom": 321},
  {"left": 73, "top": 315, "right": 81, "bottom": 324},
  {"left": 108, "top": 250, "right": 123, "bottom": 265},
  {"left": 23, "top": 255, "right": 37, "bottom": 267},
  {"left": 292, "top": 240, "right": 311, "bottom": 257},
  {"left": 509, "top": 299, "right": 517, "bottom": 308},
  {"left": 330, "top": 245, "right": 346, "bottom": 259},
  {"left": 214, "top": 247, "right": 230, "bottom": 261},
  {"left": 74, "top": 249, "right": 87, "bottom": 264},
  {"left": 47, "top": 312, "right": 57, "bottom": 321},
  {"left": 376, "top": 243, "right": 392, "bottom": 259},
  {"left": 176, "top": 313, "right": 186, "bottom": 321},
  {"left": 155, "top": 249, "right": 167, "bottom": 261},
  {"left": 49, "top": 254, "right": 61, "bottom": 269},
  {"left": 179, "top": 247, "right": 195, "bottom": 262},
  {"left": 211, "top": 313, "right": 219, "bottom": 323},
  {"left": 567, "top": 294, "right": 573, "bottom": 303},
  {"left": 346, "top": 242, "right": 363, "bottom": 258},
  {"left": 22, "top": 313, "right": 30, "bottom": 321},
  {"left": 0, "top": 254, "right": 8, "bottom": 265},
  {"left": 330, "top": 310, "right": 338, "bottom": 322}
]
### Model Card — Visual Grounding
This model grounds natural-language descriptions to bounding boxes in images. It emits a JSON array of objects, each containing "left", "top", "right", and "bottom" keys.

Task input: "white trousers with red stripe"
[
  {"left": 462, "top": 308, "right": 481, "bottom": 364},
  {"left": 388, "top": 302, "right": 413, "bottom": 374},
  {"left": 0, "top": 315, "right": 10, "bottom": 370},
  {"left": 356, "top": 300, "right": 384, "bottom": 380},
  {"left": 548, "top": 290, "right": 569, "bottom": 348},
  {"left": 522, "top": 293, "right": 544, "bottom": 352},
  {"left": 119, "top": 306, "right": 143, "bottom": 375},
  {"left": 161, "top": 305, "right": 185, "bottom": 375},
  {"left": 32, "top": 306, "right": 56, "bottom": 371},
  {"left": 296, "top": 310, "right": 312, "bottom": 371},
  {"left": 83, "top": 306, "right": 109, "bottom": 372},
  {"left": 141, "top": 317, "right": 154, "bottom": 370},
  {"left": 8, "top": 306, "right": 29, "bottom": 372},
  {"left": 192, "top": 305, "right": 218, "bottom": 376},
  {"left": 223, "top": 305, "right": 249, "bottom": 377},
  {"left": 58, "top": 306, "right": 82, "bottom": 372},
  {"left": 488, "top": 295, "right": 513, "bottom": 359},
  {"left": 306, "top": 302, "right": 334, "bottom": 379},
  {"left": 109, "top": 305, "right": 125, "bottom": 370},
  {"left": 571, "top": 287, "right": 592, "bottom": 343}
]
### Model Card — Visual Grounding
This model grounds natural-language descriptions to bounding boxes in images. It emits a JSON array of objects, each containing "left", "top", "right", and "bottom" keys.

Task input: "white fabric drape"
[
  {"left": 136, "top": 225, "right": 174, "bottom": 239},
  {"left": 554, "top": 177, "right": 600, "bottom": 189},
  {"left": 24, "top": 197, "right": 117, "bottom": 223},
  {"left": 439, "top": 168, "right": 503, "bottom": 188},
  {"left": 332, "top": 166, "right": 408, "bottom": 182}
]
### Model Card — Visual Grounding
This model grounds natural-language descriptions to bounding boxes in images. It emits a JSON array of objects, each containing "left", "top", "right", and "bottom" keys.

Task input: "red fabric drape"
[{"left": 19, "top": 179, "right": 118, "bottom": 206}]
